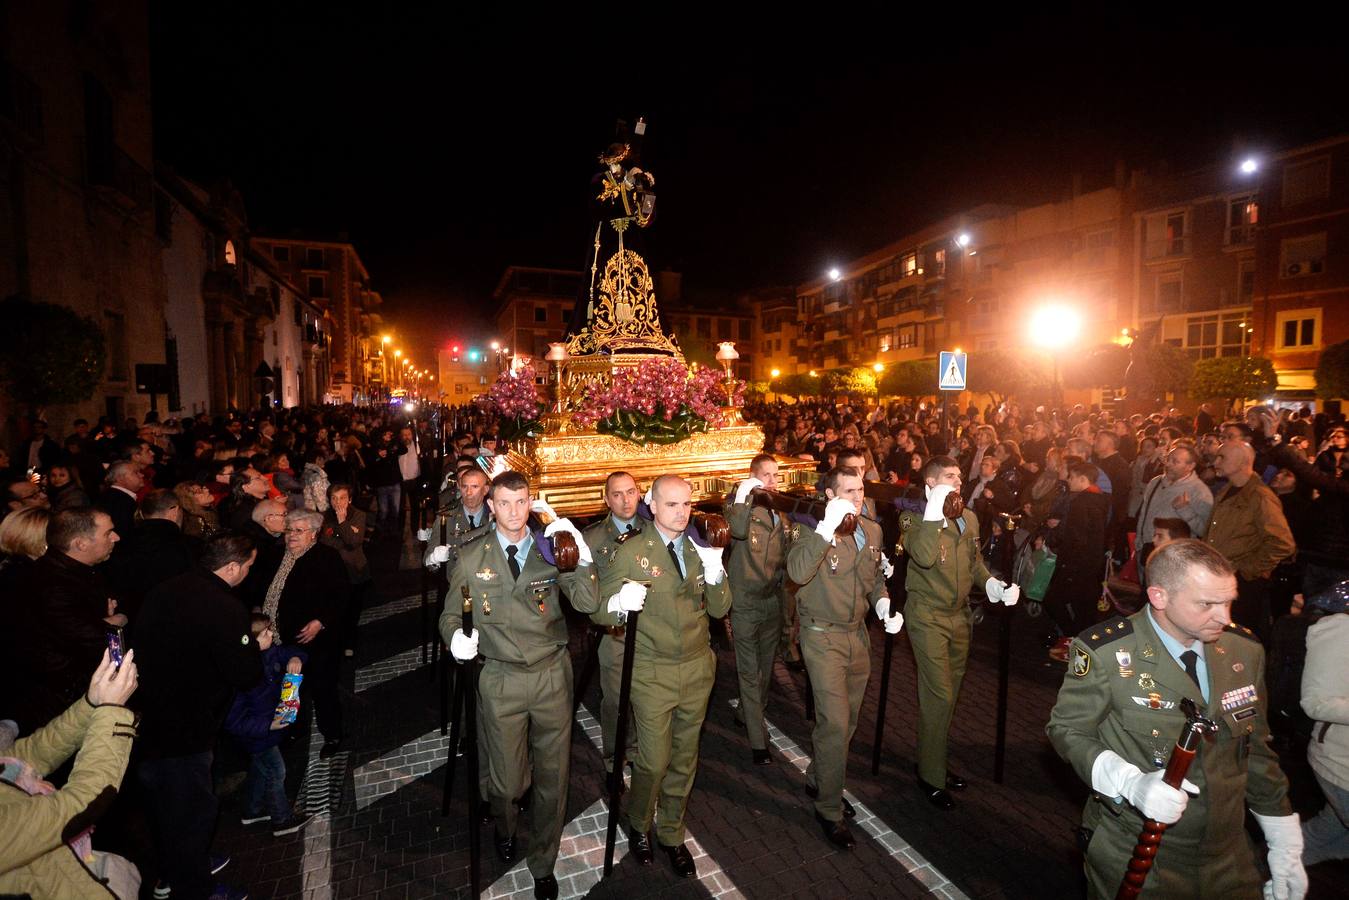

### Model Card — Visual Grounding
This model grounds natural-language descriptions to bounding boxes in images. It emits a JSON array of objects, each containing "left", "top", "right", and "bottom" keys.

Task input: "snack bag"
[{"left": 275, "top": 673, "right": 303, "bottom": 725}]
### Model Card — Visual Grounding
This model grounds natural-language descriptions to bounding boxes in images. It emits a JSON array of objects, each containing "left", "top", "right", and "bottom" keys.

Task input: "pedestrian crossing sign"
[{"left": 938, "top": 351, "right": 967, "bottom": 391}]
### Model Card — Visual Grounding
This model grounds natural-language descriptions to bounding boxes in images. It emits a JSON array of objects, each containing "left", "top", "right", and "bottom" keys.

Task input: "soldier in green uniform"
[
  {"left": 440, "top": 471, "right": 600, "bottom": 900},
  {"left": 596, "top": 474, "right": 730, "bottom": 878},
  {"left": 726, "top": 453, "right": 790, "bottom": 766},
  {"left": 786, "top": 467, "right": 901, "bottom": 849},
  {"left": 581, "top": 471, "right": 643, "bottom": 783},
  {"left": 900, "top": 455, "right": 1018, "bottom": 810},
  {"left": 1046, "top": 539, "right": 1307, "bottom": 900}
]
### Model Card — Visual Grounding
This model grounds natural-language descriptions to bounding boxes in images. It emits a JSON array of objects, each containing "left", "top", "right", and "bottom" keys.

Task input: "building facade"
[{"left": 492, "top": 266, "right": 583, "bottom": 367}]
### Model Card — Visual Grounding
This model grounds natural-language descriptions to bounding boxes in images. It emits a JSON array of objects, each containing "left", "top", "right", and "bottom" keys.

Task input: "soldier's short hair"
[
  {"left": 1146, "top": 539, "right": 1233, "bottom": 594},
  {"left": 604, "top": 471, "right": 636, "bottom": 491},
  {"left": 821, "top": 466, "right": 858, "bottom": 495},
  {"left": 490, "top": 470, "right": 530, "bottom": 497},
  {"left": 922, "top": 455, "right": 960, "bottom": 481},
  {"left": 749, "top": 454, "right": 775, "bottom": 474},
  {"left": 458, "top": 467, "right": 488, "bottom": 486}
]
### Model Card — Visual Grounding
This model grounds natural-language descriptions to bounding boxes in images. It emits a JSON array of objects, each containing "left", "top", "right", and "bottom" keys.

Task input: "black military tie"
[
  {"left": 506, "top": 544, "right": 520, "bottom": 580},
  {"left": 666, "top": 540, "right": 684, "bottom": 580},
  {"left": 625, "top": 523, "right": 634, "bottom": 534},
  {"left": 1179, "top": 649, "right": 1202, "bottom": 691},
  {"left": 468, "top": 512, "right": 477, "bottom": 529}
]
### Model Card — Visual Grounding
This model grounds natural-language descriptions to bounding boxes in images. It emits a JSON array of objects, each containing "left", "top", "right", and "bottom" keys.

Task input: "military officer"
[
  {"left": 725, "top": 453, "right": 790, "bottom": 766},
  {"left": 786, "top": 466, "right": 900, "bottom": 849},
  {"left": 901, "top": 455, "right": 1018, "bottom": 810},
  {"left": 581, "top": 471, "right": 643, "bottom": 782},
  {"left": 440, "top": 471, "right": 600, "bottom": 900},
  {"left": 597, "top": 474, "right": 730, "bottom": 878},
  {"left": 1046, "top": 539, "right": 1307, "bottom": 900}
]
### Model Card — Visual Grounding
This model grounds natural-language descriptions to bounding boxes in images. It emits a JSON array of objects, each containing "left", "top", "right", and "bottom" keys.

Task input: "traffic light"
[
  {"left": 451, "top": 344, "right": 460, "bottom": 354},
  {"left": 468, "top": 349, "right": 480, "bottom": 362}
]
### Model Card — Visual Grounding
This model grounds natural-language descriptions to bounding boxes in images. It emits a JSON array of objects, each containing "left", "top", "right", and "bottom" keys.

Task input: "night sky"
[{"left": 149, "top": 7, "right": 1349, "bottom": 362}]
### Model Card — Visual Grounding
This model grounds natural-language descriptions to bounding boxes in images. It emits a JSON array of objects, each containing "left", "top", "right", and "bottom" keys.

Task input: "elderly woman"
[
  {"left": 320, "top": 483, "right": 371, "bottom": 657},
  {"left": 263, "top": 509, "right": 349, "bottom": 758}
]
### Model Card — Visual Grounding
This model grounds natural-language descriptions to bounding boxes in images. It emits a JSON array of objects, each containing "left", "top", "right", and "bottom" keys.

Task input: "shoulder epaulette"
[
  {"left": 1078, "top": 616, "right": 1133, "bottom": 647},
  {"left": 615, "top": 529, "right": 639, "bottom": 544},
  {"left": 1223, "top": 621, "right": 1260, "bottom": 642}
]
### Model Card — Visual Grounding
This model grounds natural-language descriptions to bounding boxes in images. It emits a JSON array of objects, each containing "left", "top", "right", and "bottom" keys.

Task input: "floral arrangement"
[
  {"left": 488, "top": 365, "right": 543, "bottom": 440},
  {"left": 573, "top": 357, "right": 744, "bottom": 445}
]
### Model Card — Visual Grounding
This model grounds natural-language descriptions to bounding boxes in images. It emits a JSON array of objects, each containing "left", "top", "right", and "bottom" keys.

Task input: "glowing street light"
[
  {"left": 1240, "top": 158, "right": 1259, "bottom": 175},
  {"left": 956, "top": 233, "right": 971, "bottom": 248},
  {"left": 490, "top": 340, "right": 500, "bottom": 351},
  {"left": 872, "top": 363, "right": 884, "bottom": 373},
  {"left": 770, "top": 368, "right": 781, "bottom": 378},
  {"left": 828, "top": 267, "right": 841, "bottom": 282},
  {"left": 1030, "top": 304, "right": 1083, "bottom": 408}
]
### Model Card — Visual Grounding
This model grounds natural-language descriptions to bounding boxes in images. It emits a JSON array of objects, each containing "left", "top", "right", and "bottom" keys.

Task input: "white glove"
[
  {"left": 694, "top": 544, "right": 725, "bottom": 585},
  {"left": 531, "top": 498, "right": 559, "bottom": 522},
  {"left": 1253, "top": 812, "right": 1307, "bottom": 900},
  {"left": 734, "top": 477, "right": 764, "bottom": 505},
  {"left": 881, "top": 552, "right": 895, "bottom": 579},
  {"left": 425, "top": 544, "right": 451, "bottom": 568},
  {"left": 1091, "top": 750, "right": 1198, "bottom": 825},
  {"left": 1001, "top": 583, "right": 1020, "bottom": 607},
  {"left": 643, "top": 487, "right": 653, "bottom": 507},
  {"left": 449, "top": 628, "right": 479, "bottom": 662},
  {"left": 875, "top": 597, "right": 904, "bottom": 634},
  {"left": 416, "top": 527, "right": 431, "bottom": 543},
  {"left": 924, "top": 484, "right": 956, "bottom": 522},
  {"left": 607, "top": 580, "right": 647, "bottom": 615},
  {"left": 814, "top": 496, "right": 855, "bottom": 541},
  {"left": 544, "top": 518, "right": 593, "bottom": 565},
  {"left": 986, "top": 578, "right": 1020, "bottom": 606}
]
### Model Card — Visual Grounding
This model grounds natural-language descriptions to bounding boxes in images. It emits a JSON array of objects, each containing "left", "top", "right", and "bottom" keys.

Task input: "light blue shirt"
[
  {"left": 611, "top": 514, "right": 638, "bottom": 532},
  {"left": 654, "top": 526, "right": 686, "bottom": 574},
  {"left": 495, "top": 528, "right": 534, "bottom": 578},
  {"left": 1146, "top": 607, "right": 1209, "bottom": 703}
]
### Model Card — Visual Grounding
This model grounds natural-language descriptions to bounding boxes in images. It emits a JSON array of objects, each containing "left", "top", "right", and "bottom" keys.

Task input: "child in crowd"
[
  {"left": 225, "top": 613, "right": 313, "bottom": 837},
  {"left": 1150, "top": 516, "right": 1192, "bottom": 545}
]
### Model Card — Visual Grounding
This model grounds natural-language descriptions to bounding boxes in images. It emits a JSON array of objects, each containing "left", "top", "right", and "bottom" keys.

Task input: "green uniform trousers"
[
  {"left": 478, "top": 652, "right": 573, "bottom": 878},
  {"left": 598, "top": 631, "right": 636, "bottom": 773},
  {"left": 626, "top": 648, "right": 715, "bottom": 845},
  {"left": 801, "top": 623, "right": 871, "bottom": 821},
  {"left": 730, "top": 590, "right": 783, "bottom": 751},
  {"left": 782, "top": 584, "right": 803, "bottom": 663},
  {"left": 905, "top": 601, "right": 972, "bottom": 787}
]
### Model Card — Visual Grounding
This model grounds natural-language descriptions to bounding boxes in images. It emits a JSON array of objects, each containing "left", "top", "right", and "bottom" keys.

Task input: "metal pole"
[
  {"left": 603, "top": 606, "right": 642, "bottom": 877},
  {"left": 993, "top": 527, "right": 1016, "bottom": 784}
]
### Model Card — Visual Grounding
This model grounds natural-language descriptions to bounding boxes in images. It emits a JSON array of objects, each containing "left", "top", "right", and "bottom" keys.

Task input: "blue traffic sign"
[{"left": 938, "top": 351, "right": 967, "bottom": 391}]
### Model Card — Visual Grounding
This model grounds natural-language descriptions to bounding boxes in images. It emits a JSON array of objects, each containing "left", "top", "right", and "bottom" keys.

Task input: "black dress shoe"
[
  {"left": 804, "top": 784, "right": 855, "bottom": 818},
  {"left": 318, "top": 739, "right": 343, "bottom": 760},
  {"left": 915, "top": 775, "right": 956, "bottom": 810},
  {"left": 660, "top": 842, "right": 696, "bottom": 878},
  {"left": 814, "top": 811, "right": 855, "bottom": 849},
  {"left": 752, "top": 748, "right": 771, "bottom": 766},
  {"left": 628, "top": 828, "right": 653, "bottom": 866},
  {"left": 533, "top": 874, "right": 558, "bottom": 900},
  {"left": 495, "top": 831, "right": 516, "bottom": 862},
  {"left": 946, "top": 772, "right": 967, "bottom": 792}
]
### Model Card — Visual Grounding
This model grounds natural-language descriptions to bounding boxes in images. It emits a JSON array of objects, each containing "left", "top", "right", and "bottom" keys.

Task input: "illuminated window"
[
  {"left": 1276, "top": 308, "right": 1321, "bottom": 350},
  {"left": 224, "top": 240, "right": 236, "bottom": 266},
  {"left": 930, "top": 248, "right": 946, "bottom": 277},
  {"left": 1144, "top": 212, "right": 1187, "bottom": 259},
  {"left": 1226, "top": 195, "right": 1258, "bottom": 245},
  {"left": 901, "top": 251, "right": 918, "bottom": 277}
]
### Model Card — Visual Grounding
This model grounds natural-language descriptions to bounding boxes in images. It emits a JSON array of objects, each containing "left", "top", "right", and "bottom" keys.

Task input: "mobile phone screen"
[{"left": 106, "top": 628, "right": 125, "bottom": 668}]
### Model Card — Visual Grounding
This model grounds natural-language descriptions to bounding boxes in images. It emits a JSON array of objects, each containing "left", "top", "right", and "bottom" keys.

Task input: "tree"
[
  {"left": 878, "top": 359, "right": 935, "bottom": 399},
  {"left": 1315, "top": 339, "right": 1349, "bottom": 399},
  {"left": 823, "top": 366, "right": 877, "bottom": 398},
  {"left": 0, "top": 296, "right": 107, "bottom": 413},
  {"left": 1063, "top": 344, "right": 1130, "bottom": 390},
  {"left": 1123, "top": 343, "right": 1194, "bottom": 405},
  {"left": 964, "top": 349, "right": 1051, "bottom": 407},
  {"left": 773, "top": 372, "right": 817, "bottom": 399},
  {"left": 1189, "top": 356, "right": 1277, "bottom": 412}
]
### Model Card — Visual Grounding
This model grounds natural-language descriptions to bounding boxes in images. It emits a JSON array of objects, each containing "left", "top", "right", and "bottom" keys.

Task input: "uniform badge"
[
  {"left": 1131, "top": 693, "right": 1176, "bottom": 710},
  {"left": 650, "top": 565, "right": 663, "bottom": 578},
  {"left": 750, "top": 532, "right": 760, "bottom": 548},
  {"left": 791, "top": 524, "right": 803, "bottom": 541},
  {"left": 828, "top": 553, "right": 839, "bottom": 573},
  {"left": 1138, "top": 673, "right": 1156, "bottom": 691},
  {"left": 1221, "top": 684, "right": 1258, "bottom": 712},
  {"left": 1232, "top": 662, "right": 1244, "bottom": 673},
  {"left": 899, "top": 513, "right": 914, "bottom": 531},
  {"left": 1141, "top": 644, "right": 1155, "bottom": 659},
  {"left": 482, "top": 599, "right": 492, "bottom": 615},
  {"left": 1071, "top": 646, "right": 1090, "bottom": 678},
  {"left": 476, "top": 568, "right": 496, "bottom": 582},
  {"left": 1213, "top": 644, "right": 1226, "bottom": 655},
  {"left": 1116, "top": 650, "right": 1133, "bottom": 678},
  {"left": 639, "top": 557, "right": 650, "bottom": 571},
  {"left": 241, "top": 635, "right": 250, "bottom": 646}
]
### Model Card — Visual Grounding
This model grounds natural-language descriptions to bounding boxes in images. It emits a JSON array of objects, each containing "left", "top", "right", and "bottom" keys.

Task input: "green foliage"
[
  {"left": 0, "top": 296, "right": 107, "bottom": 409},
  {"left": 773, "top": 371, "right": 819, "bottom": 398},
  {"left": 1189, "top": 356, "right": 1277, "bottom": 407},
  {"left": 1063, "top": 344, "right": 1130, "bottom": 389},
  {"left": 823, "top": 366, "right": 878, "bottom": 397},
  {"left": 1123, "top": 344, "right": 1195, "bottom": 403},
  {"left": 877, "top": 359, "right": 935, "bottom": 399},
  {"left": 1315, "top": 340, "right": 1349, "bottom": 399},
  {"left": 965, "top": 349, "right": 1051, "bottom": 405},
  {"left": 596, "top": 407, "right": 710, "bottom": 445}
]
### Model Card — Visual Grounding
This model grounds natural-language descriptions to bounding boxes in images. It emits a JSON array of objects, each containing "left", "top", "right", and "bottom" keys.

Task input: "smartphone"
[{"left": 106, "top": 627, "right": 125, "bottom": 669}]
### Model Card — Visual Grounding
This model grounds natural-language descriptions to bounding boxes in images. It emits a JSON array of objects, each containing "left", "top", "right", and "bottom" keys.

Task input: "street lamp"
[
  {"left": 828, "top": 267, "right": 841, "bottom": 282},
  {"left": 1240, "top": 158, "right": 1259, "bottom": 175},
  {"left": 872, "top": 363, "right": 884, "bottom": 373},
  {"left": 1029, "top": 304, "right": 1082, "bottom": 410},
  {"left": 956, "top": 233, "right": 971, "bottom": 248}
]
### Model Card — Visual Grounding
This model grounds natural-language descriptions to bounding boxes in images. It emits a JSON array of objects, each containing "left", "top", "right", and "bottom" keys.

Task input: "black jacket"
[
  {"left": 238, "top": 522, "right": 285, "bottom": 610},
  {"left": 129, "top": 568, "right": 260, "bottom": 758},
  {"left": 1045, "top": 489, "right": 1110, "bottom": 604},
  {"left": 272, "top": 543, "right": 350, "bottom": 642},
  {"left": 367, "top": 440, "right": 406, "bottom": 488},
  {"left": 97, "top": 487, "right": 138, "bottom": 537},
  {"left": 103, "top": 519, "right": 200, "bottom": 621},
  {"left": 1273, "top": 443, "right": 1349, "bottom": 567}
]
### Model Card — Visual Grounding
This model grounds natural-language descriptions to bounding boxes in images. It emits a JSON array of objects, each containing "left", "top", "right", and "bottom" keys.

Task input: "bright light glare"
[
  {"left": 828, "top": 267, "right": 841, "bottom": 281},
  {"left": 956, "top": 233, "right": 971, "bottom": 248},
  {"left": 1029, "top": 305, "right": 1082, "bottom": 349},
  {"left": 403, "top": 401, "right": 415, "bottom": 412},
  {"left": 490, "top": 341, "right": 500, "bottom": 350},
  {"left": 1240, "top": 158, "right": 1258, "bottom": 175},
  {"left": 873, "top": 363, "right": 884, "bottom": 373},
  {"left": 770, "top": 368, "right": 781, "bottom": 378}
]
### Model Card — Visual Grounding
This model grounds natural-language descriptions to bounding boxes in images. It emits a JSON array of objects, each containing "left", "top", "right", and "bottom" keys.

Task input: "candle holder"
[{"left": 545, "top": 342, "right": 570, "bottom": 414}]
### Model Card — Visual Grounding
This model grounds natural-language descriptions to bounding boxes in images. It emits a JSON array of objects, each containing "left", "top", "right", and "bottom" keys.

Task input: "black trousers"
[
  {"left": 400, "top": 477, "right": 425, "bottom": 530},
  {"left": 137, "top": 750, "right": 216, "bottom": 899},
  {"left": 305, "top": 638, "right": 344, "bottom": 741}
]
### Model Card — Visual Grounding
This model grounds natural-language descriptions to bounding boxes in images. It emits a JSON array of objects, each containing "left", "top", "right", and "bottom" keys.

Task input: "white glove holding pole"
[
  {"left": 531, "top": 498, "right": 559, "bottom": 523},
  {"left": 416, "top": 527, "right": 431, "bottom": 543},
  {"left": 1253, "top": 812, "right": 1308, "bottom": 900},
  {"left": 607, "top": 580, "right": 648, "bottom": 615},
  {"left": 643, "top": 487, "right": 653, "bottom": 507},
  {"left": 425, "top": 544, "right": 451, "bottom": 568},
  {"left": 734, "top": 477, "right": 764, "bottom": 505},
  {"left": 814, "top": 497, "right": 855, "bottom": 542},
  {"left": 875, "top": 597, "right": 904, "bottom": 634},
  {"left": 1091, "top": 750, "right": 1198, "bottom": 824},
  {"left": 986, "top": 578, "right": 1020, "bottom": 606},
  {"left": 924, "top": 484, "right": 957, "bottom": 522},
  {"left": 449, "top": 628, "right": 479, "bottom": 662},
  {"left": 693, "top": 544, "right": 725, "bottom": 585},
  {"left": 881, "top": 552, "right": 895, "bottom": 579},
  {"left": 544, "top": 517, "right": 593, "bottom": 565}
]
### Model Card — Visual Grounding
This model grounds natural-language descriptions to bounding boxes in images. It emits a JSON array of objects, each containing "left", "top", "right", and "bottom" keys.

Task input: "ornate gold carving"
[{"left": 566, "top": 249, "right": 678, "bottom": 357}]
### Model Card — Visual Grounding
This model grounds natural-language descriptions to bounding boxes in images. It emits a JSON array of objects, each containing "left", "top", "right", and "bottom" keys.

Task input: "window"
[
  {"left": 1182, "top": 311, "right": 1251, "bottom": 358},
  {"left": 696, "top": 317, "right": 711, "bottom": 338},
  {"left": 1226, "top": 195, "right": 1258, "bottom": 245},
  {"left": 1143, "top": 211, "right": 1187, "bottom": 259},
  {"left": 897, "top": 325, "right": 918, "bottom": 349},
  {"left": 273, "top": 245, "right": 290, "bottom": 262},
  {"left": 306, "top": 247, "right": 325, "bottom": 268},
  {"left": 901, "top": 251, "right": 918, "bottom": 278},
  {"left": 104, "top": 311, "right": 127, "bottom": 381},
  {"left": 224, "top": 240, "right": 236, "bottom": 266},
  {"left": 292, "top": 298, "right": 302, "bottom": 326},
  {"left": 561, "top": 309, "right": 571, "bottom": 324},
  {"left": 1280, "top": 233, "right": 1326, "bottom": 278},
  {"left": 1283, "top": 157, "right": 1330, "bottom": 207},
  {"left": 1276, "top": 308, "right": 1321, "bottom": 350},
  {"left": 930, "top": 248, "right": 946, "bottom": 277},
  {"left": 1085, "top": 229, "right": 1115, "bottom": 266},
  {"left": 1238, "top": 259, "right": 1256, "bottom": 303},
  {"left": 83, "top": 73, "right": 114, "bottom": 185},
  {"left": 739, "top": 320, "right": 752, "bottom": 340},
  {"left": 775, "top": 338, "right": 782, "bottom": 351},
  {"left": 1156, "top": 273, "right": 1183, "bottom": 312},
  {"left": 308, "top": 275, "right": 326, "bottom": 297},
  {"left": 534, "top": 306, "right": 547, "bottom": 323}
]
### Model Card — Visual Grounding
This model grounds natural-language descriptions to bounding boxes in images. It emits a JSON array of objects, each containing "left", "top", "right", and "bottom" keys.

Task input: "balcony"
[{"left": 1143, "top": 236, "right": 1191, "bottom": 261}]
